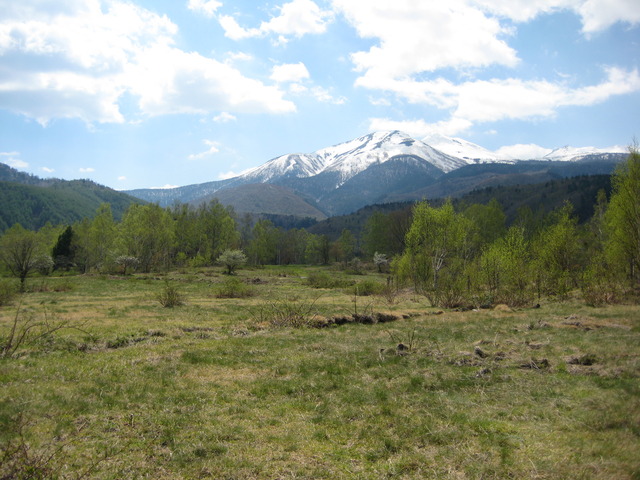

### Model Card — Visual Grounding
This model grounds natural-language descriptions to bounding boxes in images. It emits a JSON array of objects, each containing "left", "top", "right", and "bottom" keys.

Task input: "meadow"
[{"left": 0, "top": 266, "right": 638, "bottom": 479}]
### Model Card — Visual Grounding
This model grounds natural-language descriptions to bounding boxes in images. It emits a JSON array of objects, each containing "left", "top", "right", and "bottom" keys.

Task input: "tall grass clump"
[
  {"left": 157, "top": 281, "right": 185, "bottom": 308},
  {"left": 350, "top": 279, "right": 384, "bottom": 296},
  {"left": 0, "top": 279, "right": 17, "bottom": 306},
  {"left": 214, "top": 277, "right": 255, "bottom": 298}
]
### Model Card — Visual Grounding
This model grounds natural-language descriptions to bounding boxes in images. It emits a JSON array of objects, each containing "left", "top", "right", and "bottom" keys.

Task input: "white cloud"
[
  {"left": 270, "top": 62, "right": 310, "bottom": 83},
  {"left": 79, "top": 167, "right": 95, "bottom": 173},
  {"left": 577, "top": 0, "right": 640, "bottom": 32},
  {"left": 369, "top": 67, "right": 640, "bottom": 135},
  {"left": 494, "top": 144, "right": 553, "bottom": 159},
  {"left": 220, "top": 0, "right": 332, "bottom": 41},
  {"left": 188, "top": 139, "right": 220, "bottom": 160},
  {"left": 333, "top": 0, "right": 519, "bottom": 81},
  {"left": 187, "top": 0, "right": 222, "bottom": 18},
  {"left": 335, "top": 0, "right": 640, "bottom": 135},
  {"left": 117, "top": 175, "right": 126, "bottom": 181},
  {"left": 0, "top": 152, "right": 28, "bottom": 169},
  {"left": 126, "top": 46, "right": 295, "bottom": 116},
  {"left": 225, "top": 51, "right": 254, "bottom": 64},
  {"left": 472, "top": 0, "right": 575, "bottom": 23},
  {"left": 6, "top": 158, "right": 29, "bottom": 169},
  {"left": 0, "top": 0, "right": 295, "bottom": 125},
  {"left": 214, "top": 112, "right": 237, "bottom": 123},
  {"left": 309, "top": 86, "right": 346, "bottom": 104},
  {"left": 41, "top": 167, "right": 55, "bottom": 173}
]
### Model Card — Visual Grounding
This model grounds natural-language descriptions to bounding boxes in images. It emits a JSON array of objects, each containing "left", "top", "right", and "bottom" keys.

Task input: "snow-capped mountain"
[
  {"left": 543, "top": 145, "right": 626, "bottom": 161},
  {"left": 240, "top": 153, "right": 326, "bottom": 183},
  {"left": 238, "top": 131, "right": 466, "bottom": 189},
  {"left": 126, "top": 130, "right": 628, "bottom": 216},
  {"left": 422, "top": 133, "right": 500, "bottom": 163}
]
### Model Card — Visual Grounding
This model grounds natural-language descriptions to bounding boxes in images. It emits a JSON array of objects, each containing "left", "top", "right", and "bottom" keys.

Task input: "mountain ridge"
[{"left": 126, "top": 131, "right": 627, "bottom": 215}]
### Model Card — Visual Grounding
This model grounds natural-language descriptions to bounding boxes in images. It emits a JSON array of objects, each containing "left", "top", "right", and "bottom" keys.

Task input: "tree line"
[{"left": 1, "top": 149, "right": 638, "bottom": 305}]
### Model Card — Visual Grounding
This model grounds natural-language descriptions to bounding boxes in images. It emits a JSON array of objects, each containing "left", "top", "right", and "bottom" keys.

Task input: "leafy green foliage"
[
  {"left": 0, "top": 224, "right": 43, "bottom": 291},
  {"left": 605, "top": 147, "right": 640, "bottom": 286},
  {"left": 399, "top": 200, "right": 473, "bottom": 307},
  {"left": 0, "top": 279, "right": 17, "bottom": 306}
]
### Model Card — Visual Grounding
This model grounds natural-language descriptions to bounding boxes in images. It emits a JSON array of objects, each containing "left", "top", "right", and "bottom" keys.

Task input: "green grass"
[{"left": 0, "top": 268, "right": 638, "bottom": 479}]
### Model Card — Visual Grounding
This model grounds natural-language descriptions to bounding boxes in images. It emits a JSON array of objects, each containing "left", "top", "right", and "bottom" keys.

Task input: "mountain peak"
[
  {"left": 422, "top": 133, "right": 499, "bottom": 162},
  {"left": 543, "top": 144, "right": 626, "bottom": 161}
]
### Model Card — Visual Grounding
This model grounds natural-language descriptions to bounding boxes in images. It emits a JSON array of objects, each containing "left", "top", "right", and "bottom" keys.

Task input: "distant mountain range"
[{"left": 126, "top": 131, "right": 628, "bottom": 216}]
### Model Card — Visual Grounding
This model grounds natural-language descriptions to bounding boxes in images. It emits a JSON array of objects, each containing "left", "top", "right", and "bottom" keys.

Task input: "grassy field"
[{"left": 1, "top": 267, "right": 639, "bottom": 479}]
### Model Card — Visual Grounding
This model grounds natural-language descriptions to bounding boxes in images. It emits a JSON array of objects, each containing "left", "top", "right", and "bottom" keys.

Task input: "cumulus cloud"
[
  {"left": 41, "top": 167, "right": 55, "bottom": 173},
  {"left": 0, "top": 0, "right": 295, "bottom": 125},
  {"left": 220, "top": 0, "right": 332, "bottom": 41},
  {"left": 187, "top": 0, "right": 221, "bottom": 18},
  {"left": 476, "top": 0, "right": 640, "bottom": 32},
  {"left": 368, "top": 66, "right": 640, "bottom": 136},
  {"left": 577, "top": 0, "right": 640, "bottom": 32},
  {"left": 270, "top": 62, "right": 310, "bottom": 83},
  {"left": 335, "top": 0, "right": 640, "bottom": 135},
  {"left": 334, "top": 0, "right": 519, "bottom": 80},
  {"left": 79, "top": 167, "right": 95, "bottom": 173},
  {"left": 370, "top": 68, "right": 640, "bottom": 136}
]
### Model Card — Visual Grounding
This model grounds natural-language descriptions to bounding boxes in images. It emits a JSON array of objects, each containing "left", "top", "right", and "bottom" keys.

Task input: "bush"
[
  {"left": 215, "top": 277, "right": 255, "bottom": 298},
  {"left": 249, "top": 296, "right": 322, "bottom": 328},
  {"left": 0, "top": 280, "right": 17, "bottom": 307},
  {"left": 350, "top": 279, "right": 384, "bottom": 296},
  {"left": 217, "top": 249, "right": 247, "bottom": 275},
  {"left": 157, "top": 282, "right": 185, "bottom": 308}
]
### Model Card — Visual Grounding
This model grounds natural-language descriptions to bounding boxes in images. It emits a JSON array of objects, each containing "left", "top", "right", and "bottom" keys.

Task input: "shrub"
[
  {"left": 249, "top": 296, "right": 322, "bottom": 328},
  {"left": 350, "top": 279, "right": 384, "bottom": 296},
  {"left": 0, "top": 280, "right": 17, "bottom": 307},
  {"left": 217, "top": 249, "right": 247, "bottom": 275},
  {"left": 215, "top": 277, "right": 255, "bottom": 298},
  {"left": 115, "top": 255, "right": 139, "bottom": 275},
  {"left": 157, "top": 281, "right": 185, "bottom": 308}
]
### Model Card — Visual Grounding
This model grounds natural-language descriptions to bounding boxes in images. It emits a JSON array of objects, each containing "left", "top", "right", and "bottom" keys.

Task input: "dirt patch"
[{"left": 554, "top": 314, "right": 633, "bottom": 331}]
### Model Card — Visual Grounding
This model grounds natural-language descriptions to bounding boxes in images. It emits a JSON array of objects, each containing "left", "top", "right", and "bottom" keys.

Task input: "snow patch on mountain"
[
  {"left": 224, "top": 131, "right": 628, "bottom": 192},
  {"left": 543, "top": 145, "right": 627, "bottom": 161},
  {"left": 422, "top": 133, "right": 499, "bottom": 162},
  {"left": 241, "top": 152, "right": 325, "bottom": 182},
  {"left": 493, "top": 144, "right": 553, "bottom": 160},
  {"left": 238, "top": 131, "right": 466, "bottom": 189},
  {"left": 320, "top": 131, "right": 466, "bottom": 178}
]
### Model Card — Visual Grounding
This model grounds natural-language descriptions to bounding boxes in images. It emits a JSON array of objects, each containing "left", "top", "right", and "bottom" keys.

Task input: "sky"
[{"left": 0, "top": 0, "right": 639, "bottom": 190}]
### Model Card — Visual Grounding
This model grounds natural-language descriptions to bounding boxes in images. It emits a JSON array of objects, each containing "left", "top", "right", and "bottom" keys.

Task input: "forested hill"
[
  {"left": 0, "top": 163, "right": 144, "bottom": 232},
  {"left": 307, "top": 174, "right": 612, "bottom": 241}
]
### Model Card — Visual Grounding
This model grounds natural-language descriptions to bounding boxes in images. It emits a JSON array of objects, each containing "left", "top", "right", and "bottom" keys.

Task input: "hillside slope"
[{"left": 0, "top": 164, "right": 144, "bottom": 232}]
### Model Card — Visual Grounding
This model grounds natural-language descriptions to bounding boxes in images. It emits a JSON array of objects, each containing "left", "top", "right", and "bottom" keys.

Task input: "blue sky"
[{"left": 0, "top": 0, "right": 639, "bottom": 189}]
